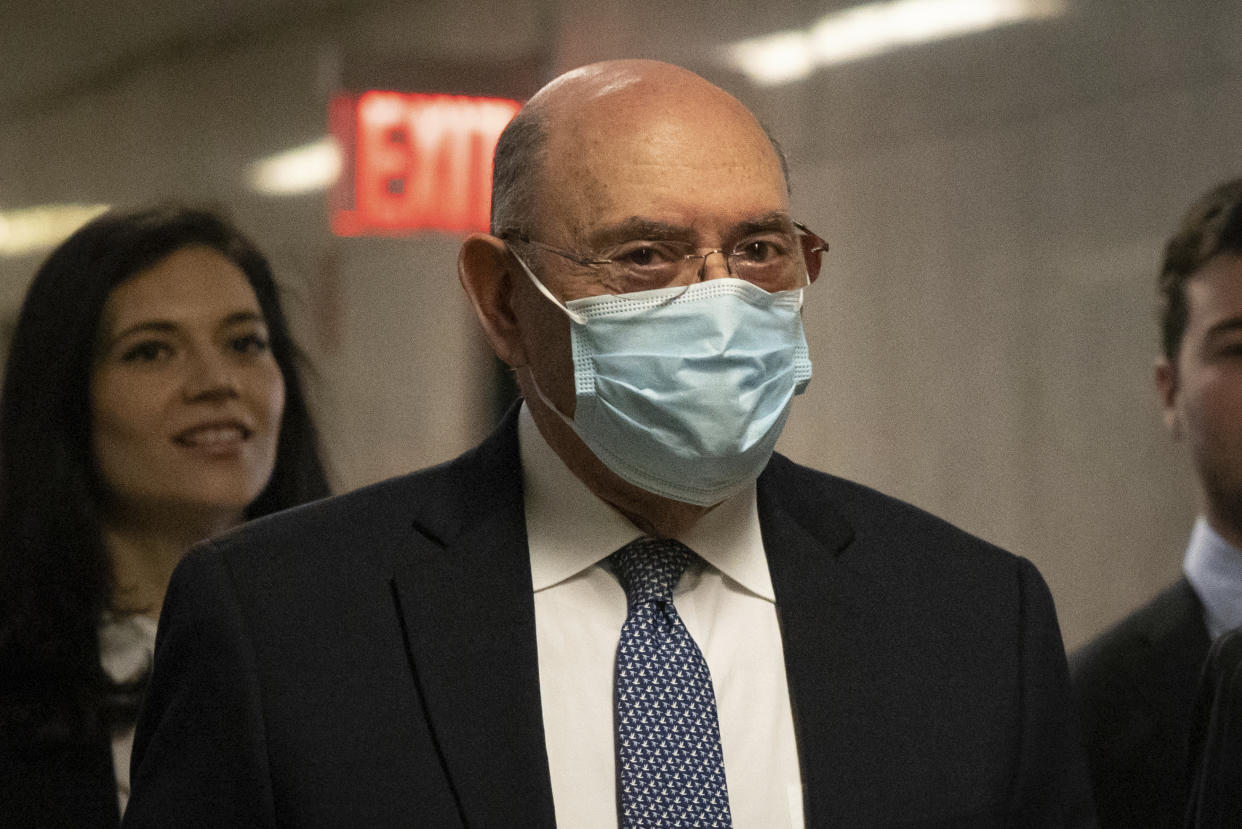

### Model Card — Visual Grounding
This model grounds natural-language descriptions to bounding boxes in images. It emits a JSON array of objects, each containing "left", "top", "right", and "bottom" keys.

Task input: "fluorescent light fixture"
[
  {"left": 729, "top": 32, "right": 819, "bottom": 86},
  {"left": 247, "top": 137, "right": 342, "bottom": 196},
  {"left": 0, "top": 203, "right": 110, "bottom": 258},
  {"left": 724, "top": 0, "right": 1067, "bottom": 85}
]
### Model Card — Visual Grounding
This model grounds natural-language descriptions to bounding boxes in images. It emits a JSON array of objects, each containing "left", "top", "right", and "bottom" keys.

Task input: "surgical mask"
[{"left": 516, "top": 255, "right": 812, "bottom": 506}]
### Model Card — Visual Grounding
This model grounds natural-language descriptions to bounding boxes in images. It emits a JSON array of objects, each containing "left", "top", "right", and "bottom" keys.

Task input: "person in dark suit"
[
  {"left": 1071, "top": 177, "right": 1242, "bottom": 828},
  {"left": 123, "top": 60, "right": 1093, "bottom": 828},
  {"left": 0, "top": 206, "right": 330, "bottom": 828},
  {"left": 1184, "top": 629, "right": 1242, "bottom": 827}
]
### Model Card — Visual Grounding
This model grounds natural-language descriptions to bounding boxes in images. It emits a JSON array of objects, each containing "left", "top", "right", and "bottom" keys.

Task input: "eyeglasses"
[{"left": 503, "top": 222, "right": 828, "bottom": 295}]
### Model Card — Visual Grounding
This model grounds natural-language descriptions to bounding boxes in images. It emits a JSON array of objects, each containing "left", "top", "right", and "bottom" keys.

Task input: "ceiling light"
[
  {"left": 0, "top": 203, "right": 110, "bottom": 258},
  {"left": 724, "top": 0, "right": 1067, "bottom": 86},
  {"left": 247, "top": 137, "right": 342, "bottom": 197},
  {"left": 728, "top": 31, "right": 819, "bottom": 86}
]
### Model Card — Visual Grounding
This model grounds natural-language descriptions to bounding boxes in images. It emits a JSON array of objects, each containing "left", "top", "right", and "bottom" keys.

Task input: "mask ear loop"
[
  {"left": 505, "top": 250, "right": 582, "bottom": 425},
  {"left": 525, "top": 364, "right": 579, "bottom": 426},
  {"left": 510, "top": 248, "right": 588, "bottom": 325},
  {"left": 790, "top": 266, "right": 808, "bottom": 310}
]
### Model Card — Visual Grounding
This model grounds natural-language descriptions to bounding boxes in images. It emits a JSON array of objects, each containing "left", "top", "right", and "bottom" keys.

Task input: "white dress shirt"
[
  {"left": 1183, "top": 516, "right": 1242, "bottom": 640},
  {"left": 519, "top": 404, "right": 804, "bottom": 828}
]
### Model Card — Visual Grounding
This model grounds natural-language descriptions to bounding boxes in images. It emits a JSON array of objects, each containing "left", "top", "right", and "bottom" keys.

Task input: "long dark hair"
[{"left": 0, "top": 204, "right": 330, "bottom": 747}]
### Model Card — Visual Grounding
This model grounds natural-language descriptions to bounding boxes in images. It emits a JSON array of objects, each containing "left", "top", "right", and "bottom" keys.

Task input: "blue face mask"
[{"left": 515, "top": 257, "right": 812, "bottom": 506}]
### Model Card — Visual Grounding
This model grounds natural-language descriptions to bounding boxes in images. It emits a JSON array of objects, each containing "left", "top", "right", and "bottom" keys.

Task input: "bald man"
[{"left": 124, "top": 61, "right": 1094, "bottom": 828}]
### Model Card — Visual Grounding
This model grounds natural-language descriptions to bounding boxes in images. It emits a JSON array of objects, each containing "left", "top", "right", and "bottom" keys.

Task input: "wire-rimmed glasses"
[{"left": 503, "top": 221, "right": 828, "bottom": 296}]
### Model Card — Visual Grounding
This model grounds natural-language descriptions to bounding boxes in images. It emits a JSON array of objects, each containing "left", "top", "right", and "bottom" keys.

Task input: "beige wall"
[{"left": 3, "top": 0, "right": 1241, "bottom": 649}]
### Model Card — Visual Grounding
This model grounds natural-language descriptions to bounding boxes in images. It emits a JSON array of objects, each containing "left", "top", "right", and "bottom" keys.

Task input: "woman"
[{"left": 0, "top": 205, "right": 331, "bottom": 827}]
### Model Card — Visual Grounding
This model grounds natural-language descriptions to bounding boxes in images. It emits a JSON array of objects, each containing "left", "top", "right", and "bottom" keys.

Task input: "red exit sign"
[{"left": 331, "top": 91, "right": 521, "bottom": 236}]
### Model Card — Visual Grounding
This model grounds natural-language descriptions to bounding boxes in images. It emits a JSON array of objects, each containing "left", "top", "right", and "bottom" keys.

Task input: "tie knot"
[{"left": 609, "top": 538, "right": 693, "bottom": 606}]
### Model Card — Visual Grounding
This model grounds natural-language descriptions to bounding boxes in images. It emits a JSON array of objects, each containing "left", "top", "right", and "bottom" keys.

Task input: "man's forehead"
[
  {"left": 1191, "top": 255, "right": 1242, "bottom": 295},
  {"left": 551, "top": 117, "right": 776, "bottom": 178},
  {"left": 534, "top": 60, "right": 771, "bottom": 159},
  {"left": 524, "top": 61, "right": 787, "bottom": 241},
  {"left": 1188, "top": 255, "right": 1242, "bottom": 324},
  {"left": 536, "top": 145, "right": 787, "bottom": 245}
]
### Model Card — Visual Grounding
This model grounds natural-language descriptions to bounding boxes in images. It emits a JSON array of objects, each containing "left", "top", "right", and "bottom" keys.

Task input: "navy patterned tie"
[{"left": 610, "top": 538, "right": 732, "bottom": 828}]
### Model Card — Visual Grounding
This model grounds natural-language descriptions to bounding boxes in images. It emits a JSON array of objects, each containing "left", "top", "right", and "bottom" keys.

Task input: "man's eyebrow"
[
  {"left": 1204, "top": 316, "right": 1242, "bottom": 341},
  {"left": 585, "top": 219, "right": 694, "bottom": 250},
  {"left": 584, "top": 212, "right": 795, "bottom": 251},
  {"left": 732, "top": 211, "right": 795, "bottom": 238}
]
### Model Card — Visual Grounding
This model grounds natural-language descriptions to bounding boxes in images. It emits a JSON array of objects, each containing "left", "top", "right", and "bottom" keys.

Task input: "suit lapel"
[
  {"left": 389, "top": 411, "right": 556, "bottom": 827},
  {"left": 757, "top": 455, "right": 875, "bottom": 826},
  {"left": 1134, "top": 579, "right": 1212, "bottom": 735},
  {"left": 383, "top": 426, "right": 875, "bottom": 826}
]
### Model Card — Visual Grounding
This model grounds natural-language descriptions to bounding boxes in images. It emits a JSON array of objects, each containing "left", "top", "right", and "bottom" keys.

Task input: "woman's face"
[{"left": 90, "top": 245, "right": 286, "bottom": 528}]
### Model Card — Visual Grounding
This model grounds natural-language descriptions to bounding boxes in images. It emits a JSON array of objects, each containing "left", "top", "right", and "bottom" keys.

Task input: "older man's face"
[
  {"left": 511, "top": 74, "right": 792, "bottom": 418},
  {"left": 1159, "top": 254, "right": 1242, "bottom": 546}
]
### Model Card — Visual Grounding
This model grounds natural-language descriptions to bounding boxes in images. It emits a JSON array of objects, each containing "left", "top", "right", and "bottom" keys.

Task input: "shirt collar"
[
  {"left": 518, "top": 402, "right": 774, "bottom": 601},
  {"left": 1183, "top": 516, "right": 1242, "bottom": 639}
]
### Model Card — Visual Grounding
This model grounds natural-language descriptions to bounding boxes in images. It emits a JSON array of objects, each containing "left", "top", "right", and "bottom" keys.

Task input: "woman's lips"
[{"left": 174, "top": 422, "right": 252, "bottom": 449}]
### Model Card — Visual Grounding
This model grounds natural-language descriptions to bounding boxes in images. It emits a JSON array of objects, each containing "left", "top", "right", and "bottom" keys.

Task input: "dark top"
[
  {"left": 123, "top": 408, "right": 1095, "bottom": 827},
  {"left": 1184, "top": 628, "right": 1242, "bottom": 827},
  {"left": 1071, "top": 578, "right": 1211, "bottom": 828},
  {"left": 0, "top": 728, "right": 119, "bottom": 828}
]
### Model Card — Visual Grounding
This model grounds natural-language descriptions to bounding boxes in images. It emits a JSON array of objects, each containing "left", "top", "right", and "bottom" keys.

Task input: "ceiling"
[
  {"left": 0, "top": 0, "right": 390, "bottom": 121},
  {"left": 7, "top": 1, "right": 1239, "bottom": 150}
]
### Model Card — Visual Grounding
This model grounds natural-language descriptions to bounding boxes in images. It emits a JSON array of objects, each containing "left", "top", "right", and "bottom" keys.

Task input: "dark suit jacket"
[
  {"left": 1183, "top": 628, "right": 1242, "bottom": 827},
  {"left": 124, "top": 411, "right": 1094, "bottom": 828},
  {"left": 1071, "top": 578, "right": 1211, "bottom": 828}
]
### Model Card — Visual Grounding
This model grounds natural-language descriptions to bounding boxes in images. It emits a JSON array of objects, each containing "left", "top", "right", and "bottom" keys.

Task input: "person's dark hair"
[
  {"left": 490, "top": 105, "right": 548, "bottom": 239},
  {"left": 1160, "top": 178, "right": 1242, "bottom": 360},
  {"left": 0, "top": 204, "right": 330, "bottom": 749}
]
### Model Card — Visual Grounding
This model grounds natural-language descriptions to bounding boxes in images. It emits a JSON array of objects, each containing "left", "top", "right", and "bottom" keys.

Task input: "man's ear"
[
  {"left": 459, "top": 233, "right": 527, "bottom": 368},
  {"left": 1155, "top": 356, "right": 1183, "bottom": 439}
]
